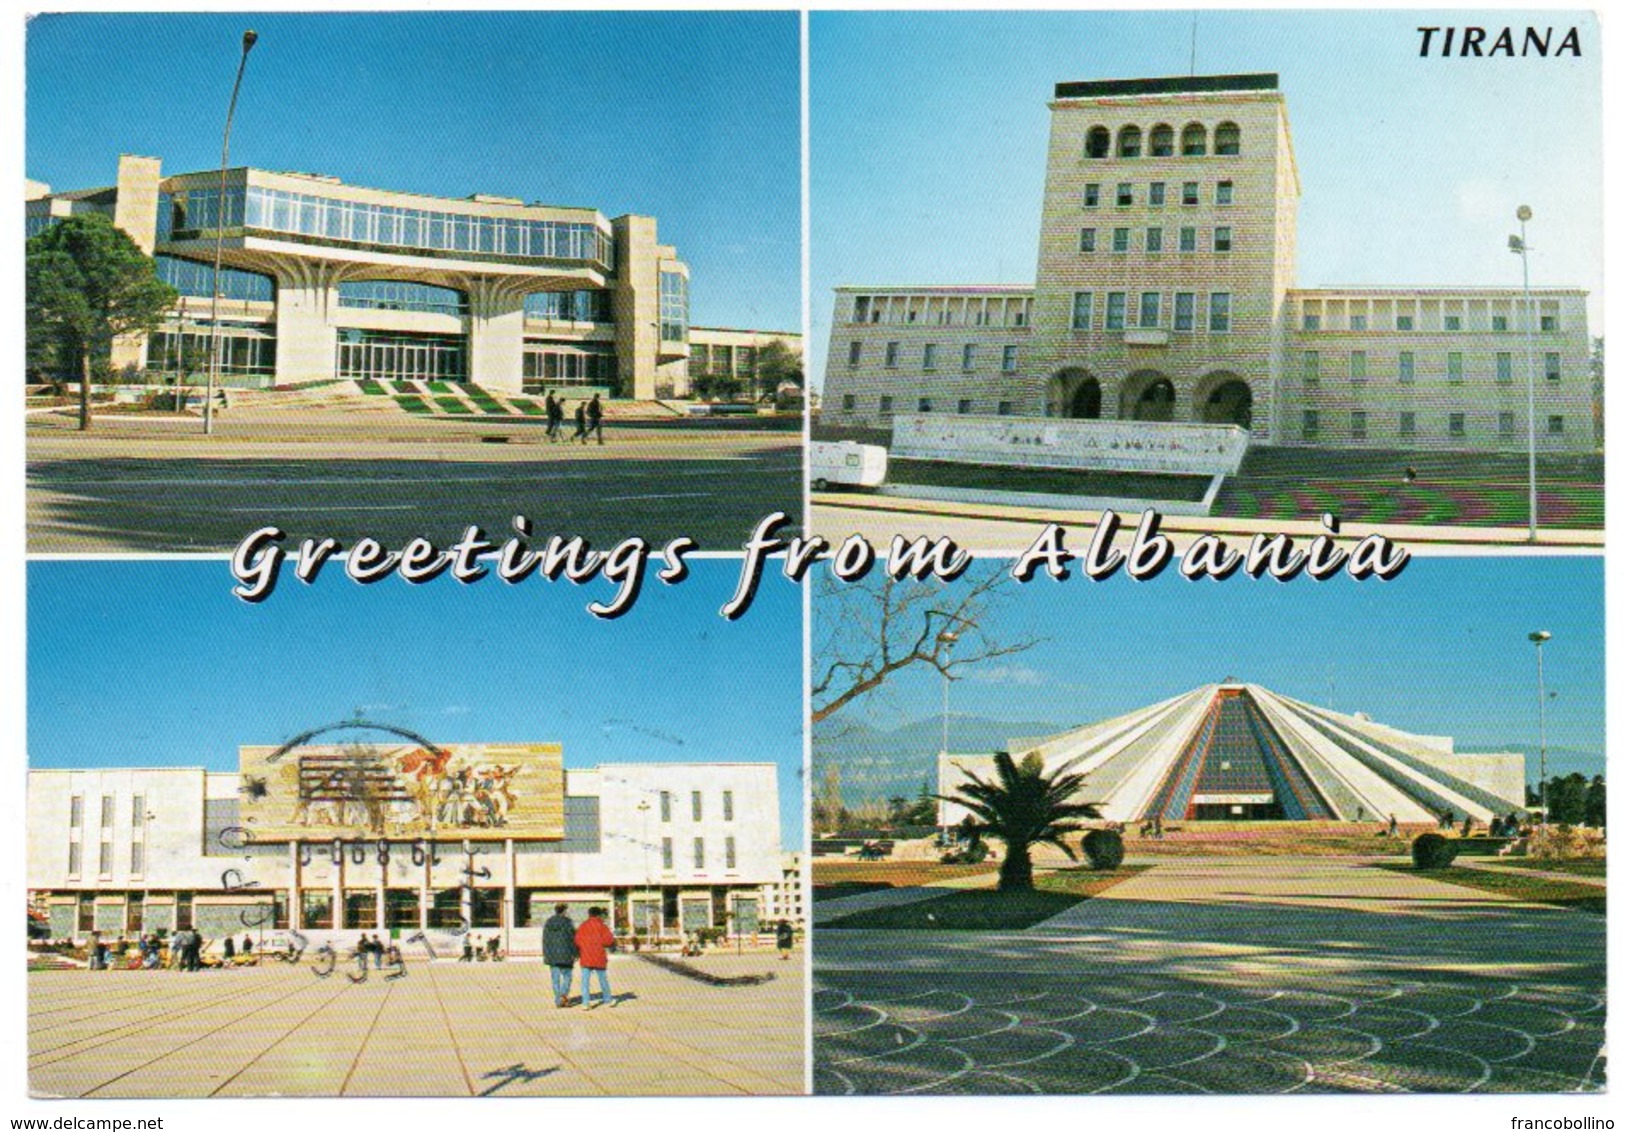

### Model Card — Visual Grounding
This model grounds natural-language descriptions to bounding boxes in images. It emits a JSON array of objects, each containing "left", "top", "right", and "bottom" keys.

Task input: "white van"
[{"left": 810, "top": 441, "right": 888, "bottom": 491}]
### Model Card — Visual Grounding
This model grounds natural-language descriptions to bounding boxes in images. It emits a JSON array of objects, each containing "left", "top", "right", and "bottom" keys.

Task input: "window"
[
  {"left": 1083, "top": 184, "right": 1100, "bottom": 208},
  {"left": 1078, "top": 228, "right": 1096, "bottom": 252},
  {"left": 691, "top": 791, "right": 702, "bottom": 821},
  {"left": 1350, "top": 315, "right": 1367, "bottom": 330},
  {"left": 131, "top": 795, "right": 144, "bottom": 825},
  {"left": 1351, "top": 411, "right": 1368, "bottom": 440},
  {"left": 885, "top": 342, "right": 900, "bottom": 368},
  {"left": 1213, "top": 227, "right": 1232, "bottom": 253},
  {"left": 69, "top": 795, "right": 83, "bottom": 828},
  {"left": 99, "top": 842, "right": 113, "bottom": 876},
  {"left": 662, "top": 837, "right": 674, "bottom": 870},
  {"left": 1444, "top": 315, "right": 1462, "bottom": 331},
  {"left": 693, "top": 838, "right": 705, "bottom": 869},
  {"left": 1493, "top": 315, "right": 1509, "bottom": 331},
  {"left": 1500, "top": 412, "right": 1516, "bottom": 439},
  {"left": 1112, "top": 228, "right": 1130, "bottom": 253},
  {"left": 879, "top": 395, "right": 893, "bottom": 414},
  {"left": 1303, "top": 351, "right": 1320, "bottom": 383},
  {"left": 1140, "top": 292, "right": 1161, "bottom": 329},
  {"left": 723, "top": 790, "right": 734, "bottom": 821},
  {"left": 1351, "top": 351, "right": 1367, "bottom": 382},
  {"left": 68, "top": 842, "right": 81, "bottom": 876},
  {"left": 1181, "top": 123, "right": 1207, "bottom": 156},
  {"left": 1447, "top": 352, "right": 1464, "bottom": 383},
  {"left": 1214, "top": 121, "right": 1241, "bottom": 155},
  {"left": 1216, "top": 180, "right": 1234, "bottom": 205},
  {"left": 1179, "top": 227, "right": 1197, "bottom": 252},
  {"left": 1209, "top": 293, "right": 1231, "bottom": 332},
  {"left": 1497, "top": 352, "right": 1513, "bottom": 383},
  {"left": 1106, "top": 292, "right": 1127, "bottom": 330},
  {"left": 853, "top": 296, "right": 869, "bottom": 323},
  {"left": 1071, "top": 292, "right": 1093, "bottom": 330},
  {"left": 1149, "top": 182, "right": 1166, "bottom": 207},
  {"left": 100, "top": 796, "right": 115, "bottom": 828},
  {"left": 1302, "top": 410, "right": 1320, "bottom": 441},
  {"left": 997, "top": 401, "right": 1013, "bottom": 416},
  {"left": 1116, "top": 183, "right": 1133, "bottom": 206},
  {"left": 1118, "top": 126, "right": 1142, "bottom": 158},
  {"left": 1399, "top": 411, "right": 1417, "bottom": 438},
  {"left": 1174, "top": 292, "right": 1195, "bottom": 332},
  {"left": 1399, "top": 352, "right": 1415, "bottom": 383},
  {"left": 130, "top": 842, "right": 144, "bottom": 875},
  {"left": 1145, "top": 227, "right": 1163, "bottom": 253},
  {"left": 1182, "top": 181, "right": 1199, "bottom": 205},
  {"left": 922, "top": 344, "right": 937, "bottom": 371},
  {"left": 1397, "top": 315, "right": 1415, "bottom": 331},
  {"left": 725, "top": 837, "right": 737, "bottom": 870},
  {"left": 1085, "top": 127, "right": 1110, "bottom": 159},
  {"left": 958, "top": 398, "right": 973, "bottom": 414},
  {"left": 1150, "top": 124, "right": 1174, "bottom": 156},
  {"left": 962, "top": 344, "right": 976, "bottom": 370},
  {"left": 847, "top": 341, "right": 862, "bottom": 366},
  {"left": 918, "top": 397, "right": 932, "bottom": 413},
  {"left": 1449, "top": 412, "right": 1466, "bottom": 438},
  {"left": 841, "top": 394, "right": 855, "bottom": 411},
  {"left": 1545, "top": 353, "right": 1562, "bottom": 381},
  {"left": 1541, "top": 315, "right": 1558, "bottom": 332},
  {"left": 1549, "top": 415, "right": 1565, "bottom": 435},
  {"left": 1302, "top": 314, "right": 1321, "bottom": 331},
  {"left": 660, "top": 791, "right": 672, "bottom": 821},
  {"left": 1001, "top": 346, "right": 1018, "bottom": 373}
]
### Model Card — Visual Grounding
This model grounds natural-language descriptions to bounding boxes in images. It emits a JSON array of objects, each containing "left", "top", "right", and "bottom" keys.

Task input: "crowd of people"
[
  {"left": 80, "top": 929, "right": 262, "bottom": 971},
  {"left": 539, "top": 390, "right": 606, "bottom": 445}
]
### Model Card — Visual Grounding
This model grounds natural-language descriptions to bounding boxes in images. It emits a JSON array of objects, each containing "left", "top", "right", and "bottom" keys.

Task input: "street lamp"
[
  {"left": 204, "top": 29, "right": 258, "bottom": 436},
  {"left": 635, "top": 799, "right": 652, "bottom": 940},
  {"left": 1509, "top": 205, "right": 1536, "bottom": 542},
  {"left": 938, "top": 629, "right": 959, "bottom": 755},
  {"left": 1529, "top": 630, "right": 1551, "bottom": 820}
]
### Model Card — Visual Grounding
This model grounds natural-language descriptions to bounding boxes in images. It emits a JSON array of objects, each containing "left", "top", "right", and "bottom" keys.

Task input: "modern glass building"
[{"left": 27, "top": 155, "right": 795, "bottom": 399}]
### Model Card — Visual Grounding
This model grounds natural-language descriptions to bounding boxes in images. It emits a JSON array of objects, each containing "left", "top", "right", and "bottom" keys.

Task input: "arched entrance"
[
  {"left": 1121, "top": 371, "right": 1176, "bottom": 422},
  {"left": 1069, "top": 379, "right": 1101, "bottom": 419},
  {"left": 1045, "top": 369, "right": 1102, "bottom": 419},
  {"left": 1202, "top": 379, "right": 1253, "bottom": 428}
]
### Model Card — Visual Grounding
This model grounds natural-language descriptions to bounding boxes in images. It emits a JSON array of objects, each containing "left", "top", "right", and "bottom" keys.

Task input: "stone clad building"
[
  {"left": 27, "top": 157, "right": 797, "bottom": 399},
  {"left": 823, "top": 74, "right": 1594, "bottom": 452}
]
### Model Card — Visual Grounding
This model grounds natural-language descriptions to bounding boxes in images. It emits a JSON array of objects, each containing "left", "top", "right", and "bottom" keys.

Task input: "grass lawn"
[
  {"left": 357, "top": 379, "right": 387, "bottom": 395},
  {"left": 434, "top": 396, "right": 474, "bottom": 414},
  {"left": 819, "top": 866, "right": 1148, "bottom": 930},
  {"left": 394, "top": 395, "right": 433, "bottom": 415},
  {"left": 1375, "top": 863, "right": 1606, "bottom": 914},
  {"left": 511, "top": 399, "right": 545, "bottom": 416},
  {"left": 1479, "top": 857, "right": 1606, "bottom": 878}
]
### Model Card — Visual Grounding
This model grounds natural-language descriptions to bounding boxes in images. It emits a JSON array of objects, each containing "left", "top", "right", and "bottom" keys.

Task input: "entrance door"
[
  {"left": 732, "top": 896, "right": 760, "bottom": 935},
  {"left": 1203, "top": 380, "right": 1253, "bottom": 428},
  {"left": 1131, "top": 378, "right": 1176, "bottom": 422},
  {"left": 1069, "top": 379, "right": 1102, "bottom": 419}
]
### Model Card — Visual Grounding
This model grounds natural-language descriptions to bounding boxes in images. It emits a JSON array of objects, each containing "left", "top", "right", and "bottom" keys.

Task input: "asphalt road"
[{"left": 28, "top": 415, "right": 802, "bottom": 553}]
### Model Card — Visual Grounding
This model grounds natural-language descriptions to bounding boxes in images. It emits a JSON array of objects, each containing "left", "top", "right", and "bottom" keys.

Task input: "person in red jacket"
[{"left": 574, "top": 907, "right": 618, "bottom": 1009}]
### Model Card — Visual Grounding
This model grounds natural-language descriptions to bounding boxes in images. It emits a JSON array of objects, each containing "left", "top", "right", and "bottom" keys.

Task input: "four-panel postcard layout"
[{"left": 20, "top": 7, "right": 1605, "bottom": 1114}]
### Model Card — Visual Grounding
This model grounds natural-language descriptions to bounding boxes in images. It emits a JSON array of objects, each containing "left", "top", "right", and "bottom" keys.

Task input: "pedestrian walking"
[
  {"left": 572, "top": 400, "right": 588, "bottom": 443},
  {"left": 241, "top": 934, "right": 253, "bottom": 958},
  {"left": 223, "top": 936, "right": 236, "bottom": 962},
  {"left": 1388, "top": 813, "right": 1399, "bottom": 837},
  {"left": 545, "top": 391, "right": 562, "bottom": 442},
  {"left": 575, "top": 906, "right": 617, "bottom": 1009},
  {"left": 587, "top": 393, "right": 604, "bottom": 445},
  {"left": 775, "top": 918, "right": 794, "bottom": 961},
  {"left": 542, "top": 903, "right": 578, "bottom": 1008}
]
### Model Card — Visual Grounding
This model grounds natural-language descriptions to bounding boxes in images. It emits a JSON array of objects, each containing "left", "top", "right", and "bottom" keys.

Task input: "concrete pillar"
[
  {"left": 110, "top": 155, "right": 165, "bottom": 375},
  {"left": 466, "top": 278, "right": 526, "bottom": 394},
  {"left": 273, "top": 260, "right": 341, "bottom": 385},
  {"left": 288, "top": 841, "right": 301, "bottom": 931},
  {"left": 504, "top": 838, "right": 516, "bottom": 952},
  {"left": 611, "top": 216, "right": 662, "bottom": 400},
  {"left": 332, "top": 849, "right": 344, "bottom": 932},
  {"left": 419, "top": 845, "right": 431, "bottom": 932}
]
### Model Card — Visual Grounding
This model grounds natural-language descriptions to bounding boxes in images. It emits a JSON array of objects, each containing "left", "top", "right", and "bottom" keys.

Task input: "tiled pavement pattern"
[
  {"left": 31, "top": 954, "right": 804, "bottom": 1097},
  {"left": 815, "top": 857, "right": 1605, "bottom": 1095}
]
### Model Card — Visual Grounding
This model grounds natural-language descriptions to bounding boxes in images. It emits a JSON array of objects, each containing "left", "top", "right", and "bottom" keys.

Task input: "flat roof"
[{"left": 1055, "top": 73, "right": 1279, "bottom": 100}]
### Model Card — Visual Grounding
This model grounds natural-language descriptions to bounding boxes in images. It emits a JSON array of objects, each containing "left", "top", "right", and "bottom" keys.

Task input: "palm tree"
[{"left": 939, "top": 752, "right": 1100, "bottom": 891}]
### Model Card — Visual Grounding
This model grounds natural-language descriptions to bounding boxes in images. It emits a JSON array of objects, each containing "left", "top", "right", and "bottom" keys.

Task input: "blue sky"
[
  {"left": 820, "top": 557, "right": 1604, "bottom": 760},
  {"left": 29, "top": 559, "right": 805, "bottom": 843},
  {"left": 810, "top": 9, "right": 1602, "bottom": 386},
  {"left": 26, "top": 11, "right": 801, "bottom": 333}
]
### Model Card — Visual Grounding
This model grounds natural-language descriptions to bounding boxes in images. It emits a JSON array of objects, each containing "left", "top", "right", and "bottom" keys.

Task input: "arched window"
[
  {"left": 1084, "top": 126, "right": 1111, "bottom": 159},
  {"left": 1149, "top": 124, "right": 1175, "bottom": 157},
  {"left": 1180, "top": 123, "right": 1208, "bottom": 156},
  {"left": 1117, "top": 125, "right": 1142, "bottom": 158},
  {"left": 1215, "top": 121, "right": 1241, "bottom": 156}
]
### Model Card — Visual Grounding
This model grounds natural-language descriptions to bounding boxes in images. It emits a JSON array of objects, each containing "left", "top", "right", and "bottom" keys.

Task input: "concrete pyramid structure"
[{"left": 939, "top": 682, "right": 1525, "bottom": 825}]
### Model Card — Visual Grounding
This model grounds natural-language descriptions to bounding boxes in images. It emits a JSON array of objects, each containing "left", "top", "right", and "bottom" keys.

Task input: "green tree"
[
  {"left": 939, "top": 751, "right": 1100, "bottom": 891},
  {"left": 26, "top": 214, "right": 177, "bottom": 430},
  {"left": 1543, "top": 772, "right": 1590, "bottom": 824},
  {"left": 753, "top": 339, "right": 803, "bottom": 401},
  {"left": 1584, "top": 775, "right": 1605, "bottom": 827}
]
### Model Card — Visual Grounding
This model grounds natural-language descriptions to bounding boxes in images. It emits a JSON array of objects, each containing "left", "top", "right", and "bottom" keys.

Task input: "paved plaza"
[
  {"left": 30, "top": 953, "right": 805, "bottom": 1097},
  {"left": 814, "top": 857, "right": 1606, "bottom": 1095},
  {"left": 27, "top": 410, "right": 801, "bottom": 552}
]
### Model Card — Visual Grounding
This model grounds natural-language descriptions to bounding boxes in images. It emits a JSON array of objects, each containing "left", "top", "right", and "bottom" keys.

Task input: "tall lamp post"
[
  {"left": 938, "top": 629, "right": 959, "bottom": 756},
  {"left": 1529, "top": 630, "right": 1551, "bottom": 820},
  {"left": 1509, "top": 205, "right": 1536, "bottom": 542},
  {"left": 204, "top": 29, "right": 258, "bottom": 436}
]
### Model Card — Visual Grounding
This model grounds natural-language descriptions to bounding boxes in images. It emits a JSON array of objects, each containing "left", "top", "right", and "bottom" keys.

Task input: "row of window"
[
  {"left": 1071, "top": 291, "right": 1234, "bottom": 333},
  {"left": 850, "top": 295, "right": 1030, "bottom": 328},
  {"left": 526, "top": 289, "right": 615, "bottom": 323},
  {"left": 1082, "top": 180, "right": 1234, "bottom": 209},
  {"left": 161, "top": 186, "right": 616, "bottom": 267},
  {"left": 1084, "top": 122, "right": 1241, "bottom": 159},
  {"left": 521, "top": 341, "right": 618, "bottom": 389},
  {"left": 1302, "top": 410, "right": 1569, "bottom": 441},
  {"left": 658, "top": 271, "right": 689, "bottom": 343},
  {"left": 65, "top": 795, "right": 145, "bottom": 880},
  {"left": 1079, "top": 225, "right": 1231, "bottom": 254},
  {"left": 849, "top": 340, "right": 1022, "bottom": 373},
  {"left": 1302, "top": 350, "right": 1564, "bottom": 384},
  {"left": 839, "top": 394, "right": 1016, "bottom": 417},
  {"left": 1303, "top": 312, "right": 1562, "bottom": 333},
  {"left": 657, "top": 789, "right": 737, "bottom": 822},
  {"left": 658, "top": 835, "right": 739, "bottom": 871},
  {"left": 69, "top": 794, "right": 144, "bottom": 829}
]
